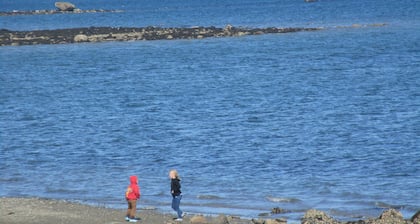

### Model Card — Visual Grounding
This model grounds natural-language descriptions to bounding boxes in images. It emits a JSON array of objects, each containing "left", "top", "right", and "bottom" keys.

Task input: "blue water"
[{"left": 1, "top": 0, "right": 419, "bottom": 222}]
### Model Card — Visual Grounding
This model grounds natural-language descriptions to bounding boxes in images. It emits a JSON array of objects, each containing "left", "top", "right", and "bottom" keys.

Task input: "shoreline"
[{"left": 1, "top": 197, "right": 418, "bottom": 224}]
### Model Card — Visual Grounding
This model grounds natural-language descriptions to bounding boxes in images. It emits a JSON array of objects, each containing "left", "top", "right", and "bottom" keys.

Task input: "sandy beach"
[
  {"left": 1, "top": 197, "right": 419, "bottom": 224},
  {"left": 0, "top": 197, "right": 265, "bottom": 224},
  {"left": 0, "top": 197, "right": 189, "bottom": 224}
]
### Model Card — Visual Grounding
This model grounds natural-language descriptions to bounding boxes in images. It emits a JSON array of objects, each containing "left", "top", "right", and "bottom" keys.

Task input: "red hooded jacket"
[{"left": 125, "top": 176, "right": 141, "bottom": 200}]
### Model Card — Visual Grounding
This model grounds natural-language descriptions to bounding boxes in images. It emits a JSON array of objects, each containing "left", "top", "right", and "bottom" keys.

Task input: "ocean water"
[{"left": 0, "top": 0, "right": 419, "bottom": 222}]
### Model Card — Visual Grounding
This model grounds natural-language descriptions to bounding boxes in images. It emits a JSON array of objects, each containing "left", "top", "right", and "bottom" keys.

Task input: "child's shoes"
[{"left": 125, "top": 216, "right": 139, "bottom": 222}]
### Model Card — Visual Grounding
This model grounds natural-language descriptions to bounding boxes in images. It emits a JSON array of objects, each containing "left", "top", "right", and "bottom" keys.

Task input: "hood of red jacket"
[{"left": 130, "top": 175, "right": 138, "bottom": 184}]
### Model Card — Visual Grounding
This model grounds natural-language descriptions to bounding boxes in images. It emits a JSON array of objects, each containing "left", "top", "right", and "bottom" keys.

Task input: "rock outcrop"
[
  {"left": 412, "top": 211, "right": 420, "bottom": 224},
  {"left": 302, "top": 209, "right": 340, "bottom": 224},
  {"left": 55, "top": 2, "right": 76, "bottom": 11},
  {"left": 301, "top": 209, "right": 418, "bottom": 224},
  {"left": 190, "top": 215, "right": 209, "bottom": 224},
  {"left": 0, "top": 25, "right": 322, "bottom": 46}
]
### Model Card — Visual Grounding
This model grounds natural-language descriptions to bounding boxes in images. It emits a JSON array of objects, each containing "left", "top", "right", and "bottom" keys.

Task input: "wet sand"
[
  {"left": 0, "top": 197, "right": 186, "bottom": 224},
  {"left": 0, "top": 197, "right": 267, "bottom": 224},
  {"left": 1, "top": 197, "right": 418, "bottom": 224}
]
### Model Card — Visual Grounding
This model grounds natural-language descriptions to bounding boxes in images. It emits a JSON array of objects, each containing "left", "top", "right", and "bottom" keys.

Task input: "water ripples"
[{"left": 1, "top": 1, "right": 419, "bottom": 221}]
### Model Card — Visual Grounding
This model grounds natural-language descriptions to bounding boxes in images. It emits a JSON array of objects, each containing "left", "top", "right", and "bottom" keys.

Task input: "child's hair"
[{"left": 170, "top": 169, "right": 180, "bottom": 179}]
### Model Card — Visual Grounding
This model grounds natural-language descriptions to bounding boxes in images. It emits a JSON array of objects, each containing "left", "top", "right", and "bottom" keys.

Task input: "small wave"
[
  {"left": 140, "top": 206, "right": 157, "bottom": 210},
  {"left": 328, "top": 209, "right": 367, "bottom": 219},
  {"left": 18, "top": 114, "right": 37, "bottom": 121},
  {"left": 125, "top": 102, "right": 145, "bottom": 108},
  {"left": 46, "top": 187, "right": 87, "bottom": 194},
  {"left": 154, "top": 191, "right": 166, "bottom": 196},
  {"left": 0, "top": 177, "right": 25, "bottom": 183},
  {"left": 266, "top": 196, "right": 301, "bottom": 203},
  {"left": 197, "top": 195, "right": 223, "bottom": 200},
  {"left": 375, "top": 201, "right": 403, "bottom": 209}
]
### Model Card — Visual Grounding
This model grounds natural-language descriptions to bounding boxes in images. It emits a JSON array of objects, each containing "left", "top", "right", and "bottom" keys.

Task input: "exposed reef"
[{"left": 0, "top": 25, "right": 322, "bottom": 46}]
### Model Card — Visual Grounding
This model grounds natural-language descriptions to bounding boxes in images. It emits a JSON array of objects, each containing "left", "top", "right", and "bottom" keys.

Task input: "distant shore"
[
  {"left": 0, "top": 9, "right": 123, "bottom": 16},
  {"left": 0, "top": 197, "right": 418, "bottom": 224}
]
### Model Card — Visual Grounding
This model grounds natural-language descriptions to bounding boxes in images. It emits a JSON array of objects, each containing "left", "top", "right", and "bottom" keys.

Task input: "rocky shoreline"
[
  {"left": 0, "top": 25, "right": 322, "bottom": 46},
  {"left": 1, "top": 197, "right": 419, "bottom": 224}
]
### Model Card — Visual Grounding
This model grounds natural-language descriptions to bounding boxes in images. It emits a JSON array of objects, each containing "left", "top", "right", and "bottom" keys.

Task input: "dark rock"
[
  {"left": 412, "top": 210, "right": 420, "bottom": 224},
  {"left": 271, "top": 207, "right": 290, "bottom": 214}
]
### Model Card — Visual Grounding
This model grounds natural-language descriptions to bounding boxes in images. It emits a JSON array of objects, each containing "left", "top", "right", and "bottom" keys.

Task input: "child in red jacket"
[{"left": 125, "top": 175, "right": 141, "bottom": 222}]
